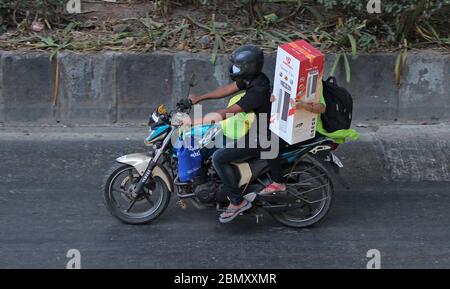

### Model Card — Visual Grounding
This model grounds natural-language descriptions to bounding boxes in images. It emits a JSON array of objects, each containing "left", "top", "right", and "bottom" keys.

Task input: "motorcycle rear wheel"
[
  {"left": 270, "top": 162, "right": 333, "bottom": 228},
  {"left": 103, "top": 163, "right": 171, "bottom": 225}
]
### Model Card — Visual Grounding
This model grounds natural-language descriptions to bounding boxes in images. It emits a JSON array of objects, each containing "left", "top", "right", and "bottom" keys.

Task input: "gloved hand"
[
  {"left": 188, "top": 93, "right": 199, "bottom": 105},
  {"left": 177, "top": 98, "right": 192, "bottom": 110}
]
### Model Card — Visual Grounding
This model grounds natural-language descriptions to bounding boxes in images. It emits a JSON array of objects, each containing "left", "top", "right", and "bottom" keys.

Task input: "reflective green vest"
[{"left": 221, "top": 92, "right": 255, "bottom": 140}]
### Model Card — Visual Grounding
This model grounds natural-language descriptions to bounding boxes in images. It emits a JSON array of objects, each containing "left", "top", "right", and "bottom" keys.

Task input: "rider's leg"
[{"left": 212, "top": 147, "right": 260, "bottom": 210}]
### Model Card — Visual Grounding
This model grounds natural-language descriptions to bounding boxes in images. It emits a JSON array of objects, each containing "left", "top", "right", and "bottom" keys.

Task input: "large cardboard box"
[{"left": 270, "top": 40, "right": 324, "bottom": 145}]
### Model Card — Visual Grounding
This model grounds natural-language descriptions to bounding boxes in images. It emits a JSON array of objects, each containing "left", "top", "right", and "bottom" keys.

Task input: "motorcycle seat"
[
  {"left": 232, "top": 136, "right": 332, "bottom": 187},
  {"left": 231, "top": 159, "right": 268, "bottom": 188},
  {"left": 248, "top": 159, "right": 270, "bottom": 181}
]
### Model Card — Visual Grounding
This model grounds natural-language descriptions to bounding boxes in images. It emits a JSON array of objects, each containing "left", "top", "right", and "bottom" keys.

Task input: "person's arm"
[
  {"left": 289, "top": 98, "right": 326, "bottom": 114},
  {"left": 189, "top": 82, "right": 240, "bottom": 104},
  {"left": 271, "top": 94, "right": 325, "bottom": 114},
  {"left": 190, "top": 104, "right": 243, "bottom": 126}
]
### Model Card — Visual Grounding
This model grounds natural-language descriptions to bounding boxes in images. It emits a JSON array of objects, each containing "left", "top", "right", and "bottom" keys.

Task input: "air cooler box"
[{"left": 270, "top": 40, "right": 324, "bottom": 145}]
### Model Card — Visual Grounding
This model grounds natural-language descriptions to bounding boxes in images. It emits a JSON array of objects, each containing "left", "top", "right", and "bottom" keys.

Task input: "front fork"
[{"left": 132, "top": 127, "right": 175, "bottom": 195}]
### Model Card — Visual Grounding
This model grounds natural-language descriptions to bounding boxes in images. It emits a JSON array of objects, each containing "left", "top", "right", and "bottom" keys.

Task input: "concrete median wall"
[{"left": 0, "top": 50, "right": 449, "bottom": 124}]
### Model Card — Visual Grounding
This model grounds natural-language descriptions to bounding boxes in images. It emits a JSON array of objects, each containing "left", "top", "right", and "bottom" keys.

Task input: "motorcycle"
[{"left": 103, "top": 99, "right": 348, "bottom": 228}]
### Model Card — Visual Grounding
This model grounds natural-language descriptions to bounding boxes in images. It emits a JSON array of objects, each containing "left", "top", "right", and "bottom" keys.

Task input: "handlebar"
[{"left": 176, "top": 99, "right": 193, "bottom": 111}]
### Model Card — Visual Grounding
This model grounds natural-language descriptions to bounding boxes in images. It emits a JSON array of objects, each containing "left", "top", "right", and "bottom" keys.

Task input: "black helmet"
[{"left": 229, "top": 45, "right": 264, "bottom": 81}]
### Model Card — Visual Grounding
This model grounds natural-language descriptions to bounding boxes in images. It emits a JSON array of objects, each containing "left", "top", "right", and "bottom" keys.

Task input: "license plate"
[{"left": 331, "top": 153, "right": 344, "bottom": 168}]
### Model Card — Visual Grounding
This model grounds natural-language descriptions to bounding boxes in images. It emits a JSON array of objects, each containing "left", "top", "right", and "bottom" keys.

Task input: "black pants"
[
  {"left": 267, "top": 138, "right": 288, "bottom": 183},
  {"left": 212, "top": 147, "right": 261, "bottom": 205},
  {"left": 211, "top": 135, "right": 288, "bottom": 205}
]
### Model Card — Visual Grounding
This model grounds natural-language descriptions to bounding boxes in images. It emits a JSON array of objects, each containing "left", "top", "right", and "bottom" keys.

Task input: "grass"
[{"left": 0, "top": 0, "right": 448, "bottom": 84}]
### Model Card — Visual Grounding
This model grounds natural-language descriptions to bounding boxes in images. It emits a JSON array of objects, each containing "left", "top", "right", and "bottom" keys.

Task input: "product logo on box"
[{"left": 282, "top": 56, "right": 293, "bottom": 70}]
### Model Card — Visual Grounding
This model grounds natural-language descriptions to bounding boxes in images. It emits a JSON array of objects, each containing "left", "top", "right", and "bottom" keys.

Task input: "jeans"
[{"left": 212, "top": 147, "right": 262, "bottom": 205}]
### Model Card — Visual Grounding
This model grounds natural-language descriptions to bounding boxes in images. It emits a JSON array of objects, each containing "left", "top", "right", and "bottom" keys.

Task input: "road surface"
[{"left": 0, "top": 126, "right": 449, "bottom": 268}]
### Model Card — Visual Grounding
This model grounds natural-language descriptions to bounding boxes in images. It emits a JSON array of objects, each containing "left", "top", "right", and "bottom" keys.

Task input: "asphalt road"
[{"left": 0, "top": 127, "right": 449, "bottom": 268}]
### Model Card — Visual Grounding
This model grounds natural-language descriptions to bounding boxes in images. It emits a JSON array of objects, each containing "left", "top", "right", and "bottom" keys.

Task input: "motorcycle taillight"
[{"left": 330, "top": 143, "right": 339, "bottom": 151}]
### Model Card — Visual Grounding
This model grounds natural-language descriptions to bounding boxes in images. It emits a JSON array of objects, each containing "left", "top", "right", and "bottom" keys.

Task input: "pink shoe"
[{"left": 259, "top": 182, "right": 286, "bottom": 195}]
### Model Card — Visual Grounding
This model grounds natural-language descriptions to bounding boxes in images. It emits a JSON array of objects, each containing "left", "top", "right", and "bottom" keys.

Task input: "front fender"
[{"left": 116, "top": 153, "right": 174, "bottom": 192}]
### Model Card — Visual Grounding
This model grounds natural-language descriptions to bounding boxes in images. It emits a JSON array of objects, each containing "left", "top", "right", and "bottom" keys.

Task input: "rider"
[{"left": 187, "top": 45, "right": 276, "bottom": 223}]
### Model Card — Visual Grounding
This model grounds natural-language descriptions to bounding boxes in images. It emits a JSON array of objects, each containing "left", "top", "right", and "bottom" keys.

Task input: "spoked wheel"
[
  {"left": 270, "top": 161, "right": 333, "bottom": 228},
  {"left": 103, "top": 163, "right": 170, "bottom": 224}
]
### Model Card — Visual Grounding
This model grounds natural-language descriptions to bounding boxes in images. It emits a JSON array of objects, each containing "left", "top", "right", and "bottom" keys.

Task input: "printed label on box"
[{"left": 270, "top": 40, "right": 324, "bottom": 145}]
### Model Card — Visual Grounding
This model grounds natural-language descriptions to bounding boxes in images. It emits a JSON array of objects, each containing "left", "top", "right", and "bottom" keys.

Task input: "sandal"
[
  {"left": 259, "top": 182, "right": 286, "bottom": 195},
  {"left": 219, "top": 200, "right": 252, "bottom": 224}
]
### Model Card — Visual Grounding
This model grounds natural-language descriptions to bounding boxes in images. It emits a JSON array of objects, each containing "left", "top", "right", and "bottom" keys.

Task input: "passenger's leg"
[{"left": 261, "top": 138, "right": 288, "bottom": 194}]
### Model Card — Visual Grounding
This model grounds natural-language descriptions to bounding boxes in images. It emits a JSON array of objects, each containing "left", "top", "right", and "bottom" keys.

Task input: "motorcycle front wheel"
[{"left": 103, "top": 163, "right": 171, "bottom": 225}]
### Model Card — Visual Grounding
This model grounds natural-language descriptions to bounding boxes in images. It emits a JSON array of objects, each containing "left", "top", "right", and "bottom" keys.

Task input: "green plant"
[
  {"left": 34, "top": 34, "right": 71, "bottom": 59},
  {"left": 33, "top": 21, "right": 76, "bottom": 59},
  {"left": 0, "top": 0, "right": 447, "bottom": 75},
  {"left": 394, "top": 39, "right": 409, "bottom": 87},
  {"left": 313, "top": 17, "right": 367, "bottom": 82},
  {"left": 187, "top": 13, "right": 228, "bottom": 64}
]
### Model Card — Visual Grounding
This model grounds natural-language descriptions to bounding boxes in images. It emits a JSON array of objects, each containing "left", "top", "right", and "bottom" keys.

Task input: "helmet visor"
[{"left": 231, "top": 65, "right": 241, "bottom": 74}]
